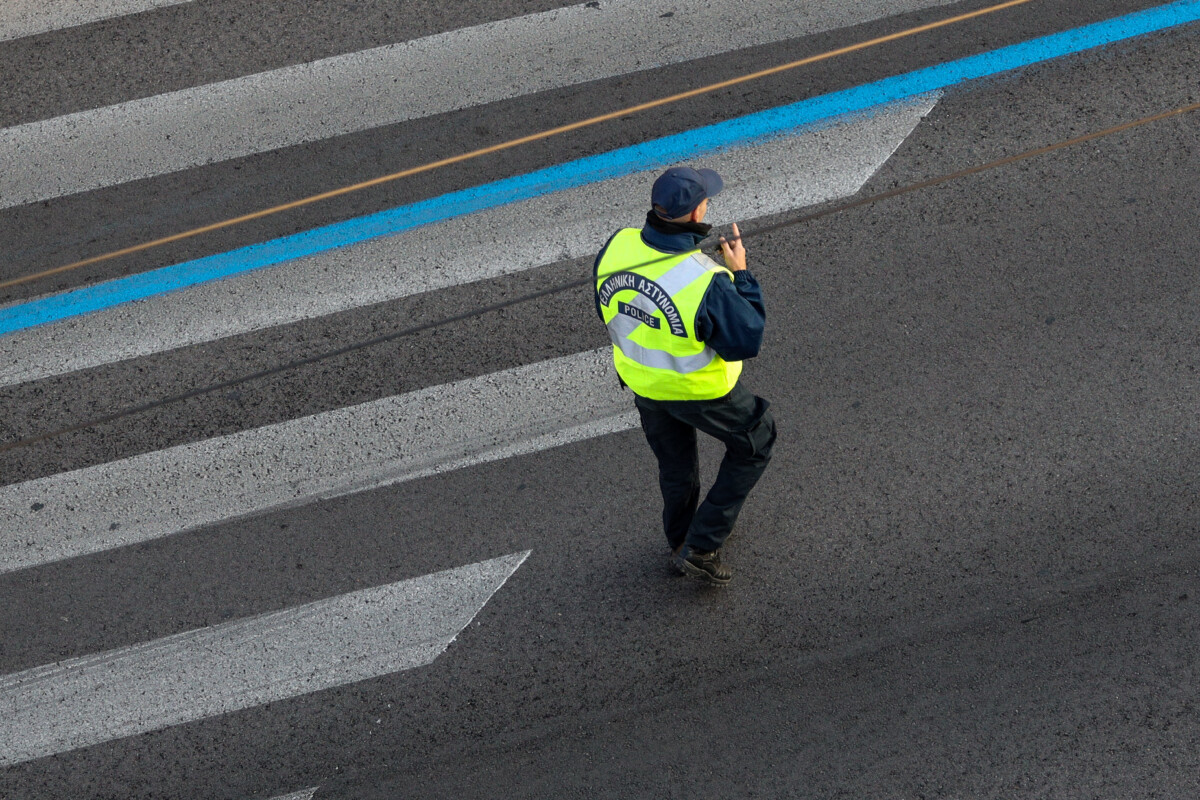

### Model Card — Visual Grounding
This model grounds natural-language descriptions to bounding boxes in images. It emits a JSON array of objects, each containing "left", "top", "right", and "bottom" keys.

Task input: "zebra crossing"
[
  {"left": 3, "top": 1, "right": 1199, "bottom": 798},
  {"left": 0, "top": 0, "right": 959, "bottom": 209},
  {"left": 0, "top": 1, "right": 951, "bottom": 787},
  {"left": 0, "top": 96, "right": 940, "bottom": 383}
]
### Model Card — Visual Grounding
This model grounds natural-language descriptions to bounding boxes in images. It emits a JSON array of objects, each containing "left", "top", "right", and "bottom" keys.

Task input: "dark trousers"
[{"left": 634, "top": 382, "right": 776, "bottom": 553}]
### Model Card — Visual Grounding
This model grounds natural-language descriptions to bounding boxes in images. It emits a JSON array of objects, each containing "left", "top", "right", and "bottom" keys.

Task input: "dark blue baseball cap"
[{"left": 651, "top": 166, "right": 724, "bottom": 219}]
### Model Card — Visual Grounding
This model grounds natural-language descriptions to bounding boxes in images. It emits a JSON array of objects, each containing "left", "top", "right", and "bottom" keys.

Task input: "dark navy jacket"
[{"left": 593, "top": 213, "right": 766, "bottom": 362}]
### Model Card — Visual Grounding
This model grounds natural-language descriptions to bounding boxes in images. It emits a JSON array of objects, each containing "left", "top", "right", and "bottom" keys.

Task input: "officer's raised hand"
[{"left": 718, "top": 222, "right": 747, "bottom": 272}]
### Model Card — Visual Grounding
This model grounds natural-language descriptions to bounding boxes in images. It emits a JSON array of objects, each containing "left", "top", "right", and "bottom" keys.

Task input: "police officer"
[{"left": 593, "top": 166, "right": 776, "bottom": 585}]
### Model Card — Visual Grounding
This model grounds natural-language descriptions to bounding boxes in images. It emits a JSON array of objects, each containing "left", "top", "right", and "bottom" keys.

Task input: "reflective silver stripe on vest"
[
  {"left": 659, "top": 254, "right": 718, "bottom": 294},
  {"left": 607, "top": 313, "right": 717, "bottom": 374},
  {"left": 620, "top": 254, "right": 719, "bottom": 331},
  {"left": 603, "top": 251, "right": 725, "bottom": 374}
]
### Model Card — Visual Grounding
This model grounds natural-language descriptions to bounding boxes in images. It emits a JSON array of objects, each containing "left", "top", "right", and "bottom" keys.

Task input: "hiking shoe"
[{"left": 680, "top": 547, "right": 732, "bottom": 585}]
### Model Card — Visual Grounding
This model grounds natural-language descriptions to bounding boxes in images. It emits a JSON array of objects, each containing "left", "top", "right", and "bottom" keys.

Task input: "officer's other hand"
[{"left": 718, "top": 223, "right": 747, "bottom": 272}]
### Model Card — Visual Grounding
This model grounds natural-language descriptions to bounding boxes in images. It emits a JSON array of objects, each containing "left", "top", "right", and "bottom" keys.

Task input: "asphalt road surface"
[{"left": 1, "top": 1, "right": 1199, "bottom": 798}]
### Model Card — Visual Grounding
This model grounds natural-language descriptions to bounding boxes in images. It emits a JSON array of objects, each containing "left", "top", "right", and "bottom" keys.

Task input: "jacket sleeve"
[{"left": 694, "top": 270, "right": 766, "bottom": 361}]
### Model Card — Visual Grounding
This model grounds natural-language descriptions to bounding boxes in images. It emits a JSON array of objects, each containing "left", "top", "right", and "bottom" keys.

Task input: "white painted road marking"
[
  {"left": 0, "top": 551, "right": 529, "bottom": 766},
  {"left": 0, "top": 350, "right": 631, "bottom": 574},
  {"left": 0, "top": 0, "right": 958, "bottom": 207},
  {"left": 262, "top": 790, "right": 318, "bottom": 800},
  {"left": 0, "top": 0, "right": 193, "bottom": 42},
  {"left": 0, "top": 95, "right": 939, "bottom": 386}
]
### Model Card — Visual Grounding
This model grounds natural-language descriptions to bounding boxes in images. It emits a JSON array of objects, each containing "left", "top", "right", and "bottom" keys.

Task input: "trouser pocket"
[{"left": 727, "top": 398, "right": 776, "bottom": 461}]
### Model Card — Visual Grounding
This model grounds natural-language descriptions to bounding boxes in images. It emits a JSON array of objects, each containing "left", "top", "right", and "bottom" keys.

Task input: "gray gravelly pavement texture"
[{"left": 1, "top": 1, "right": 1198, "bottom": 798}]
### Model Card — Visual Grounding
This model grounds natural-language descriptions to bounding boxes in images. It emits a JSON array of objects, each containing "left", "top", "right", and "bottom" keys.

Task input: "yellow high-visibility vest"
[{"left": 595, "top": 228, "right": 742, "bottom": 400}]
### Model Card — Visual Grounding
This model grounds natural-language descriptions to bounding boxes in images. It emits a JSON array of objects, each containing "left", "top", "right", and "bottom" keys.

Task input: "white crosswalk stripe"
[
  {"left": 0, "top": 349, "right": 631, "bottom": 574},
  {"left": 262, "top": 790, "right": 319, "bottom": 800},
  {"left": 0, "top": 94, "right": 938, "bottom": 387},
  {"left": 0, "top": 0, "right": 194, "bottom": 42},
  {"left": 0, "top": 551, "right": 529, "bottom": 766},
  {"left": 0, "top": 0, "right": 957, "bottom": 208}
]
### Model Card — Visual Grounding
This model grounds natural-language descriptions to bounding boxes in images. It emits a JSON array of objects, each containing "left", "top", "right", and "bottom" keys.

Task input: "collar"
[{"left": 640, "top": 210, "right": 712, "bottom": 254}]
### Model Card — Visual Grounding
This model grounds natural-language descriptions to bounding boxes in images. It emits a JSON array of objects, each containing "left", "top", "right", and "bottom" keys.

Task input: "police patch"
[
  {"left": 596, "top": 271, "right": 688, "bottom": 337},
  {"left": 617, "top": 301, "right": 660, "bottom": 328}
]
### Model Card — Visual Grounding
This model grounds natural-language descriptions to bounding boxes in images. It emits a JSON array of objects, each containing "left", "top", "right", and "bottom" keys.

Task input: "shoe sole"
[{"left": 680, "top": 559, "right": 731, "bottom": 586}]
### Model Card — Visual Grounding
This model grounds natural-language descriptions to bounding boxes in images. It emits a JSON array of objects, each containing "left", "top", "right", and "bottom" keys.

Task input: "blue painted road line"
[{"left": 3, "top": 0, "right": 1199, "bottom": 337}]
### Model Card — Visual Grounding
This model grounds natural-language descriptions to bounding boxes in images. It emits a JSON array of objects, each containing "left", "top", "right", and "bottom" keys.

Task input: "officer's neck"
[{"left": 642, "top": 210, "right": 712, "bottom": 253}]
